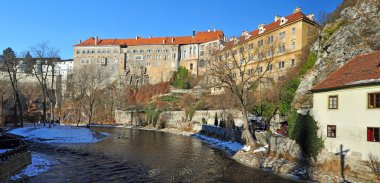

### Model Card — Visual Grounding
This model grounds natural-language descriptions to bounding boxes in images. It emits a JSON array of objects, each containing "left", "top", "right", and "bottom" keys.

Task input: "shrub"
[
  {"left": 214, "top": 113, "right": 218, "bottom": 126},
  {"left": 226, "top": 113, "right": 235, "bottom": 129},
  {"left": 160, "top": 95, "right": 178, "bottom": 102},
  {"left": 367, "top": 152, "right": 380, "bottom": 180},
  {"left": 172, "top": 67, "right": 191, "bottom": 89},
  {"left": 202, "top": 117, "right": 207, "bottom": 125},
  {"left": 219, "top": 119, "right": 226, "bottom": 128},
  {"left": 288, "top": 111, "right": 324, "bottom": 160}
]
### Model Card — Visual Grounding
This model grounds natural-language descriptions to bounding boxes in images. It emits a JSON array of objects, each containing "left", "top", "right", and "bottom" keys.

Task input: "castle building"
[
  {"left": 73, "top": 30, "right": 225, "bottom": 86},
  {"left": 218, "top": 7, "right": 319, "bottom": 85}
]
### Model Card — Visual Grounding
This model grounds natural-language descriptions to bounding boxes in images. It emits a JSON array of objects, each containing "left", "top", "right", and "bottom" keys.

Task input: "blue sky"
[{"left": 0, "top": 0, "right": 342, "bottom": 59}]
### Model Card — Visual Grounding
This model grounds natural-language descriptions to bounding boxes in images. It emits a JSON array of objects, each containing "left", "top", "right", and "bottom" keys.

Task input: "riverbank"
[{"left": 112, "top": 125, "right": 303, "bottom": 182}]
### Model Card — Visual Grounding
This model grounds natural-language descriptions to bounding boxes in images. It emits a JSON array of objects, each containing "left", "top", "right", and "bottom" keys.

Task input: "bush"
[
  {"left": 367, "top": 152, "right": 380, "bottom": 179},
  {"left": 226, "top": 113, "right": 235, "bottom": 129},
  {"left": 288, "top": 111, "right": 324, "bottom": 160},
  {"left": 202, "top": 117, "right": 207, "bottom": 125},
  {"left": 172, "top": 67, "right": 191, "bottom": 89},
  {"left": 214, "top": 113, "right": 218, "bottom": 126},
  {"left": 219, "top": 119, "right": 226, "bottom": 128}
]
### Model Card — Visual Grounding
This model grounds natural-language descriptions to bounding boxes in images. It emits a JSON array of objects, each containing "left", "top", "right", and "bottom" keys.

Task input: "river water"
[{"left": 28, "top": 127, "right": 297, "bottom": 183}]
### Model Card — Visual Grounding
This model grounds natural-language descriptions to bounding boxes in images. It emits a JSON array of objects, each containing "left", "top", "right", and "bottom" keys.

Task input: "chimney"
[
  {"left": 293, "top": 7, "right": 301, "bottom": 13},
  {"left": 208, "top": 29, "right": 211, "bottom": 32},
  {"left": 307, "top": 13, "right": 315, "bottom": 21},
  {"left": 274, "top": 15, "right": 281, "bottom": 22},
  {"left": 241, "top": 30, "right": 249, "bottom": 37},
  {"left": 213, "top": 28, "right": 216, "bottom": 32},
  {"left": 192, "top": 29, "right": 196, "bottom": 38},
  {"left": 148, "top": 36, "right": 152, "bottom": 39},
  {"left": 95, "top": 36, "right": 98, "bottom": 45},
  {"left": 79, "top": 40, "right": 82, "bottom": 44},
  {"left": 135, "top": 36, "right": 140, "bottom": 40},
  {"left": 162, "top": 39, "right": 166, "bottom": 44},
  {"left": 171, "top": 38, "right": 174, "bottom": 43}
]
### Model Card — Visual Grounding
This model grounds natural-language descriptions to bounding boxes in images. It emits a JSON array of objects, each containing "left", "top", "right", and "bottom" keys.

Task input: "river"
[{"left": 28, "top": 127, "right": 297, "bottom": 182}]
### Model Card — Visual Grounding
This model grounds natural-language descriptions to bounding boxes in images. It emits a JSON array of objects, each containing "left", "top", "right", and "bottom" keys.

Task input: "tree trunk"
[
  {"left": 241, "top": 104, "right": 257, "bottom": 149},
  {"left": 13, "top": 99, "right": 17, "bottom": 127},
  {"left": 15, "top": 93, "right": 23, "bottom": 127},
  {"left": 42, "top": 94, "right": 47, "bottom": 127},
  {"left": 0, "top": 95, "right": 3, "bottom": 127}
]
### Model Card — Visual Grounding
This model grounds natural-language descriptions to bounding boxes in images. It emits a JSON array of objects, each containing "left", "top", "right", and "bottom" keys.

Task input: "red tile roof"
[
  {"left": 221, "top": 11, "right": 317, "bottom": 51},
  {"left": 75, "top": 30, "right": 224, "bottom": 47},
  {"left": 311, "top": 52, "right": 380, "bottom": 92}
]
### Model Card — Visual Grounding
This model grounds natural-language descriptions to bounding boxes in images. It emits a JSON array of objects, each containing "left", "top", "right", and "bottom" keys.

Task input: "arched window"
[
  {"left": 190, "top": 47, "right": 192, "bottom": 55},
  {"left": 190, "top": 63, "right": 193, "bottom": 70}
]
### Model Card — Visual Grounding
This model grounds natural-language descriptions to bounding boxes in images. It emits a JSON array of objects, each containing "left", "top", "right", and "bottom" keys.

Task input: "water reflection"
[{"left": 30, "top": 127, "right": 296, "bottom": 183}]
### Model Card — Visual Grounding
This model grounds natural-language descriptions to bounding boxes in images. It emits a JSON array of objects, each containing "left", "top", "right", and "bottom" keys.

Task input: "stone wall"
[
  {"left": 0, "top": 151, "right": 32, "bottom": 180},
  {"left": 115, "top": 109, "right": 244, "bottom": 129},
  {"left": 199, "top": 125, "right": 243, "bottom": 143}
]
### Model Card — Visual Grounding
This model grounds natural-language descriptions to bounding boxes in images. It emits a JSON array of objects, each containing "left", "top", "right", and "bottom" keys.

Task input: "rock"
[{"left": 294, "top": 0, "right": 380, "bottom": 107}]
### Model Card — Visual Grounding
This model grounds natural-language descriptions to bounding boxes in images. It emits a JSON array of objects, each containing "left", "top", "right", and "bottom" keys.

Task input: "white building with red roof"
[{"left": 311, "top": 51, "right": 380, "bottom": 161}]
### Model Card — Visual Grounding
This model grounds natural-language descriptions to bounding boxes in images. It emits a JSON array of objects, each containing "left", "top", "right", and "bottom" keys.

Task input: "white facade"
[{"left": 312, "top": 85, "right": 380, "bottom": 160}]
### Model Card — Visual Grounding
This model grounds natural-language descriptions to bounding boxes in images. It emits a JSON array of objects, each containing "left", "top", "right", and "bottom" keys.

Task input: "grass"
[{"left": 160, "top": 95, "right": 178, "bottom": 102}]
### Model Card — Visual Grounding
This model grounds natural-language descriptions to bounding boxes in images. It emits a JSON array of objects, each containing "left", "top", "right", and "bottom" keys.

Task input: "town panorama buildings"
[
  {"left": 73, "top": 30, "right": 225, "bottom": 86},
  {"left": 218, "top": 7, "right": 319, "bottom": 86}
]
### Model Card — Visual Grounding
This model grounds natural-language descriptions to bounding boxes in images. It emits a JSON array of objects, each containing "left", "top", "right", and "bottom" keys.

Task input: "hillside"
[{"left": 294, "top": 0, "right": 380, "bottom": 107}]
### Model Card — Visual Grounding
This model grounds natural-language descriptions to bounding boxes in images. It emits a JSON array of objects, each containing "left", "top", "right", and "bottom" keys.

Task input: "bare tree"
[
  {"left": 207, "top": 37, "right": 280, "bottom": 148},
  {"left": 30, "top": 42, "right": 60, "bottom": 127},
  {"left": 2, "top": 47, "right": 24, "bottom": 127},
  {"left": 0, "top": 79, "right": 11, "bottom": 126},
  {"left": 71, "top": 65, "right": 109, "bottom": 127}
]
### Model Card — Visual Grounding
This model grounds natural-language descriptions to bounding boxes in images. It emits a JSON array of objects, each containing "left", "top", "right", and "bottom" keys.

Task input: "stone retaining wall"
[
  {"left": 0, "top": 151, "right": 32, "bottom": 180},
  {"left": 199, "top": 125, "right": 243, "bottom": 143},
  {"left": 115, "top": 109, "right": 244, "bottom": 129}
]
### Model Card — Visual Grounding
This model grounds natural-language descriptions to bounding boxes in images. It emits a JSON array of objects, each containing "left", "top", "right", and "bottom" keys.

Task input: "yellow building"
[{"left": 218, "top": 7, "right": 319, "bottom": 85}]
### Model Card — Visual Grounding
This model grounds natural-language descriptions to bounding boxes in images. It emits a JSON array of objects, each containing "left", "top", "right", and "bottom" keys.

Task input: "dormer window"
[
  {"left": 258, "top": 24, "right": 265, "bottom": 34},
  {"left": 280, "top": 17, "right": 288, "bottom": 25}
]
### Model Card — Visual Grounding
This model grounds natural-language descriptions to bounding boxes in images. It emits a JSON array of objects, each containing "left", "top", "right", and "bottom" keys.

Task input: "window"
[
  {"left": 279, "top": 31, "right": 286, "bottom": 39},
  {"left": 147, "top": 55, "right": 152, "bottom": 59},
  {"left": 292, "top": 27, "right": 296, "bottom": 36},
  {"left": 248, "top": 69, "right": 253, "bottom": 75},
  {"left": 291, "top": 42, "right": 296, "bottom": 50},
  {"left": 76, "top": 50, "right": 80, "bottom": 54},
  {"left": 258, "top": 52, "right": 264, "bottom": 60},
  {"left": 328, "top": 95, "right": 338, "bottom": 109},
  {"left": 291, "top": 59, "right": 296, "bottom": 66},
  {"left": 156, "top": 55, "right": 161, "bottom": 60},
  {"left": 258, "top": 40, "right": 264, "bottom": 47},
  {"left": 232, "top": 73, "right": 237, "bottom": 78},
  {"left": 368, "top": 93, "right": 380, "bottom": 108},
  {"left": 249, "top": 55, "right": 254, "bottom": 61},
  {"left": 133, "top": 50, "right": 138, "bottom": 53},
  {"left": 239, "top": 47, "right": 244, "bottom": 53},
  {"left": 248, "top": 44, "right": 254, "bottom": 50},
  {"left": 147, "top": 49, "right": 153, "bottom": 53},
  {"left": 266, "top": 36, "right": 274, "bottom": 44},
  {"left": 279, "top": 44, "right": 286, "bottom": 53},
  {"left": 200, "top": 51, "right": 204, "bottom": 56},
  {"left": 278, "top": 61, "right": 285, "bottom": 68},
  {"left": 368, "top": 127, "right": 380, "bottom": 142},
  {"left": 135, "top": 55, "right": 143, "bottom": 60},
  {"left": 164, "top": 49, "right": 168, "bottom": 53},
  {"left": 257, "top": 66, "right": 262, "bottom": 73},
  {"left": 266, "top": 64, "right": 273, "bottom": 71},
  {"left": 327, "top": 125, "right": 336, "bottom": 138},
  {"left": 139, "top": 50, "right": 144, "bottom": 53},
  {"left": 200, "top": 45, "right": 204, "bottom": 50},
  {"left": 213, "top": 42, "right": 218, "bottom": 48},
  {"left": 190, "top": 63, "right": 193, "bottom": 70},
  {"left": 156, "top": 49, "right": 161, "bottom": 53}
]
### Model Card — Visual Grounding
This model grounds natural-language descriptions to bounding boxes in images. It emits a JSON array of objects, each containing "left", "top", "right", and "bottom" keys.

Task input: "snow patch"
[
  {"left": 11, "top": 152, "right": 53, "bottom": 180},
  {"left": 192, "top": 134, "right": 243, "bottom": 154},
  {"left": 9, "top": 125, "right": 108, "bottom": 143},
  {"left": 0, "top": 149, "right": 12, "bottom": 153}
]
